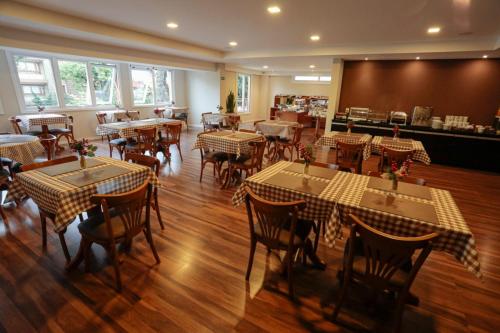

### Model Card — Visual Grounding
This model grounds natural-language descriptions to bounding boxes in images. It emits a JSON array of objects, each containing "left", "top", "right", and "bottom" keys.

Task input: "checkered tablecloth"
[
  {"left": 371, "top": 136, "right": 431, "bottom": 165},
  {"left": 0, "top": 135, "right": 45, "bottom": 165},
  {"left": 98, "top": 110, "right": 140, "bottom": 122},
  {"left": 315, "top": 131, "right": 373, "bottom": 160},
  {"left": 324, "top": 172, "right": 481, "bottom": 278},
  {"left": 96, "top": 118, "right": 181, "bottom": 138},
  {"left": 255, "top": 120, "right": 298, "bottom": 139},
  {"left": 193, "top": 130, "right": 264, "bottom": 156},
  {"left": 6, "top": 157, "right": 160, "bottom": 232},
  {"left": 18, "top": 114, "right": 69, "bottom": 130}
]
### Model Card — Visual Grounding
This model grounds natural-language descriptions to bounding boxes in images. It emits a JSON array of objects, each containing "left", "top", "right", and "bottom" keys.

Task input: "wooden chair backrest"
[
  {"left": 290, "top": 125, "right": 304, "bottom": 145},
  {"left": 335, "top": 141, "right": 365, "bottom": 165},
  {"left": 124, "top": 153, "right": 160, "bottom": 177},
  {"left": 96, "top": 113, "right": 107, "bottom": 125},
  {"left": 380, "top": 146, "right": 414, "bottom": 172},
  {"left": 21, "top": 155, "right": 78, "bottom": 172},
  {"left": 91, "top": 179, "right": 151, "bottom": 241},
  {"left": 247, "top": 140, "right": 267, "bottom": 170},
  {"left": 9, "top": 117, "right": 23, "bottom": 134},
  {"left": 346, "top": 214, "right": 438, "bottom": 292},
  {"left": 244, "top": 186, "right": 306, "bottom": 250},
  {"left": 134, "top": 127, "right": 156, "bottom": 151},
  {"left": 160, "top": 123, "right": 182, "bottom": 143}
]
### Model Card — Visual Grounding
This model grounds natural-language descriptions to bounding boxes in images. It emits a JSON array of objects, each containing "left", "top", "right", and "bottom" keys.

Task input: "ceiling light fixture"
[
  {"left": 267, "top": 6, "right": 281, "bottom": 14},
  {"left": 310, "top": 35, "right": 320, "bottom": 41},
  {"left": 229, "top": 41, "right": 238, "bottom": 47},
  {"left": 263, "top": 65, "right": 269, "bottom": 69},
  {"left": 416, "top": 56, "right": 421, "bottom": 60},
  {"left": 166, "top": 22, "right": 178, "bottom": 29},
  {"left": 427, "top": 26, "right": 441, "bottom": 34},
  {"left": 309, "top": 65, "right": 316, "bottom": 69},
  {"left": 482, "top": 55, "right": 488, "bottom": 59},
  {"left": 364, "top": 57, "right": 369, "bottom": 61}
]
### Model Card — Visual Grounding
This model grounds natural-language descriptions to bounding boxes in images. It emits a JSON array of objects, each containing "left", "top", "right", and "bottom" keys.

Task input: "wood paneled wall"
[{"left": 339, "top": 59, "right": 500, "bottom": 125}]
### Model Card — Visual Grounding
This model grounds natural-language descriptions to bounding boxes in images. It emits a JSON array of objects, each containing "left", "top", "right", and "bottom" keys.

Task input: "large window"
[
  {"left": 58, "top": 60, "right": 91, "bottom": 106},
  {"left": 14, "top": 55, "right": 59, "bottom": 108},
  {"left": 237, "top": 73, "right": 250, "bottom": 113},
  {"left": 293, "top": 75, "right": 331, "bottom": 82},
  {"left": 131, "top": 66, "right": 172, "bottom": 106},
  {"left": 92, "top": 63, "right": 118, "bottom": 105}
]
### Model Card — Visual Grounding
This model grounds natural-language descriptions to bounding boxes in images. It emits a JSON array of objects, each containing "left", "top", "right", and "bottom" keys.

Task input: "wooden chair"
[
  {"left": 49, "top": 114, "right": 75, "bottom": 149},
  {"left": 125, "top": 128, "right": 156, "bottom": 156},
  {"left": 244, "top": 186, "right": 307, "bottom": 298},
  {"left": 0, "top": 157, "right": 13, "bottom": 178},
  {"left": 0, "top": 171, "right": 10, "bottom": 221},
  {"left": 333, "top": 214, "right": 438, "bottom": 332},
  {"left": 335, "top": 141, "right": 365, "bottom": 174},
  {"left": 96, "top": 112, "right": 107, "bottom": 142},
  {"left": 20, "top": 156, "right": 79, "bottom": 262},
  {"left": 157, "top": 123, "right": 183, "bottom": 162},
  {"left": 197, "top": 132, "right": 228, "bottom": 183},
  {"left": 367, "top": 171, "right": 426, "bottom": 186},
  {"left": 201, "top": 112, "right": 220, "bottom": 131},
  {"left": 231, "top": 140, "right": 266, "bottom": 180},
  {"left": 75, "top": 179, "right": 159, "bottom": 291},
  {"left": 96, "top": 113, "right": 127, "bottom": 160},
  {"left": 379, "top": 147, "right": 414, "bottom": 173},
  {"left": 9, "top": 116, "right": 42, "bottom": 136},
  {"left": 124, "top": 153, "right": 164, "bottom": 229},
  {"left": 275, "top": 125, "right": 303, "bottom": 161},
  {"left": 169, "top": 110, "right": 188, "bottom": 132},
  {"left": 38, "top": 134, "right": 57, "bottom": 160}
]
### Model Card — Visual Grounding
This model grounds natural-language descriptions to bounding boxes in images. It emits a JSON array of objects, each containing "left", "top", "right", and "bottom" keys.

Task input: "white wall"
[{"left": 185, "top": 70, "right": 220, "bottom": 127}]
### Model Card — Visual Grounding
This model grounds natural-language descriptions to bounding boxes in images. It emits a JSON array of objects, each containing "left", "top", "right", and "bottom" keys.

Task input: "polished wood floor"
[{"left": 0, "top": 128, "right": 499, "bottom": 332}]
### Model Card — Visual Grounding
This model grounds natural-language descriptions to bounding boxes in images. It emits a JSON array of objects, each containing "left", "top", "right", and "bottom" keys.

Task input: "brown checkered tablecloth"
[
  {"left": 315, "top": 131, "right": 373, "bottom": 160},
  {"left": 6, "top": 157, "right": 160, "bottom": 232},
  {"left": 325, "top": 172, "right": 481, "bottom": 278},
  {"left": 193, "top": 130, "right": 264, "bottom": 156},
  {"left": 18, "top": 114, "right": 69, "bottom": 130},
  {"left": 372, "top": 136, "right": 431, "bottom": 165},
  {"left": 233, "top": 162, "right": 482, "bottom": 278},
  {"left": 0, "top": 135, "right": 45, "bottom": 165},
  {"left": 96, "top": 118, "right": 181, "bottom": 138}
]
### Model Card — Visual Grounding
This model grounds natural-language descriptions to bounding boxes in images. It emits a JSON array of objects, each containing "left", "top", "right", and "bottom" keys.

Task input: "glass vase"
[
  {"left": 303, "top": 163, "right": 311, "bottom": 179},
  {"left": 79, "top": 155, "right": 87, "bottom": 169},
  {"left": 392, "top": 177, "right": 398, "bottom": 191}
]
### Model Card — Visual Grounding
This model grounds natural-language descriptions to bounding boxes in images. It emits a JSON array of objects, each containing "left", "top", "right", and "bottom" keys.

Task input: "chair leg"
[
  {"left": 83, "top": 239, "right": 92, "bottom": 273},
  {"left": 145, "top": 226, "right": 161, "bottom": 264},
  {"left": 287, "top": 249, "right": 295, "bottom": 298},
  {"left": 177, "top": 143, "right": 183, "bottom": 161},
  {"left": 108, "top": 248, "right": 122, "bottom": 292},
  {"left": 245, "top": 239, "right": 257, "bottom": 280},
  {"left": 199, "top": 161, "right": 206, "bottom": 182},
  {"left": 154, "top": 190, "right": 164, "bottom": 230},
  {"left": 332, "top": 277, "right": 350, "bottom": 320},
  {"left": 392, "top": 292, "right": 409, "bottom": 333},
  {"left": 58, "top": 229, "right": 71, "bottom": 263},
  {"left": 109, "top": 144, "right": 113, "bottom": 158},
  {"left": 0, "top": 205, "right": 6, "bottom": 221}
]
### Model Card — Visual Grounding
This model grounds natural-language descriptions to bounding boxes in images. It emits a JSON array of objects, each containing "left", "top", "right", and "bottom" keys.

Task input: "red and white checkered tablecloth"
[
  {"left": 325, "top": 172, "right": 481, "bottom": 278},
  {"left": 233, "top": 161, "right": 482, "bottom": 278},
  {"left": 193, "top": 130, "right": 263, "bottom": 156},
  {"left": 18, "top": 114, "right": 69, "bottom": 130},
  {"left": 6, "top": 157, "right": 160, "bottom": 232},
  {"left": 0, "top": 135, "right": 45, "bottom": 165},
  {"left": 371, "top": 136, "right": 431, "bottom": 165},
  {"left": 315, "top": 131, "right": 373, "bottom": 160},
  {"left": 96, "top": 118, "right": 181, "bottom": 138}
]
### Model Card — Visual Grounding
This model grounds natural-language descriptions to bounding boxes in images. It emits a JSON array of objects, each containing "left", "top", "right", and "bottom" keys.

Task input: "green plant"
[{"left": 226, "top": 90, "right": 236, "bottom": 113}]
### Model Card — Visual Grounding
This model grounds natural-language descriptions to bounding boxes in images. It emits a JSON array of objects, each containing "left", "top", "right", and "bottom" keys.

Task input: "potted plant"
[
  {"left": 226, "top": 91, "right": 236, "bottom": 114},
  {"left": 70, "top": 139, "right": 97, "bottom": 169}
]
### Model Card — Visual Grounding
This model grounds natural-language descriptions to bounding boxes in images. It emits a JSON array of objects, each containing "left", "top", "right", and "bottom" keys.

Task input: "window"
[
  {"left": 92, "top": 63, "right": 118, "bottom": 105},
  {"left": 293, "top": 75, "right": 331, "bottom": 82},
  {"left": 237, "top": 73, "right": 250, "bottom": 112},
  {"left": 14, "top": 55, "right": 59, "bottom": 108},
  {"left": 58, "top": 60, "right": 92, "bottom": 106},
  {"left": 131, "top": 66, "right": 173, "bottom": 106}
]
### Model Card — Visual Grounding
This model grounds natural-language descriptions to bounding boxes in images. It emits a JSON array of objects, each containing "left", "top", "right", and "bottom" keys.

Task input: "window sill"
[{"left": 21, "top": 105, "right": 122, "bottom": 114}]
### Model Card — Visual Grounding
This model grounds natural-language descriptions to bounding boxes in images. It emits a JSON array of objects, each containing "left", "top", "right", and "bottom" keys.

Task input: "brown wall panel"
[{"left": 339, "top": 59, "right": 500, "bottom": 125}]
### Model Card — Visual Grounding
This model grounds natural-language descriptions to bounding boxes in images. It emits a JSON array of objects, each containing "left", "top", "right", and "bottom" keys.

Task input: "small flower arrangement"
[
  {"left": 153, "top": 108, "right": 163, "bottom": 116},
  {"left": 382, "top": 158, "right": 413, "bottom": 189},
  {"left": 392, "top": 125, "right": 400, "bottom": 139},
  {"left": 70, "top": 139, "right": 97, "bottom": 157},
  {"left": 37, "top": 105, "right": 45, "bottom": 113},
  {"left": 216, "top": 105, "right": 224, "bottom": 112},
  {"left": 298, "top": 143, "right": 315, "bottom": 166},
  {"left": 347, "top": 120, "right": 354, "bottom": 133}
]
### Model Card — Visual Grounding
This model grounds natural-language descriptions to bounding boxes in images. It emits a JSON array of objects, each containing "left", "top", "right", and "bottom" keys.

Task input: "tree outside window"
[
  {"left": 237, "top": 74, "right": 250, "bottom": 112},
  {"left": 58, "top": 60, "right": 92, "bottom": 106}
]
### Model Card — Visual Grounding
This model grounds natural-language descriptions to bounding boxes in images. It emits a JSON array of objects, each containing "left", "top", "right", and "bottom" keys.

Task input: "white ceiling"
[{"left": 4, "top": 0, "right": 500, "bottom": 73}]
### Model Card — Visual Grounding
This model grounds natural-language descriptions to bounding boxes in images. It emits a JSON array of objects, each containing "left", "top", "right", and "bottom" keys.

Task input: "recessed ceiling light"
[
  {"left": 229, "top": 41, "right": 238, "bottom": 47},
  {"left": 267, "top": 6, "right": 281, "bottom": 14},
  {"left": 482, "top": 55, "right": 488, "bottom": 59},
  {"left": 427, "top": 26, "right": 441, "bottom": 34},
  {"left": 263, "top": 65, "right": 269, "bottom": 69},
  {"left": 364, "top": 57, "right": 369, "bottom": 61},
  {"left": 166, "top": 22, "right": 178, "bottom": 29},
  {"left": 310, "top": 35, "right": 320, "bottom": 41},
  {"left": 309, "top": 65, "right": 316, "bottom": 69},
  {"left": 416, "top": 56, "right": 421, "bottom": 60}
]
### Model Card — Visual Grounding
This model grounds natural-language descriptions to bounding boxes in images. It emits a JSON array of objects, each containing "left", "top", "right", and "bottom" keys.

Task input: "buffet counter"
[{"left": 331, "top": 120, "right": 500, "bottom": 172}]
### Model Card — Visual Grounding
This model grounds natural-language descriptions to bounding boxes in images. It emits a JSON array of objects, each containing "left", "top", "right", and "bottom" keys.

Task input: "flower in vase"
[
  {"left": 298, "top": 143, "right": 315, "bottom": 165},
  {"left": 70, "top": 139, "right": 97, "bottom": 157},
  {"left": 347, "top": 121, "right": 354, "bottom": 130}
]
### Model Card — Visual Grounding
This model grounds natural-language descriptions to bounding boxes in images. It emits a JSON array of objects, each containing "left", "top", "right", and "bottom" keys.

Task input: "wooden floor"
[{"left": 0, "top": 128, "right": 499, "bottom": 333}]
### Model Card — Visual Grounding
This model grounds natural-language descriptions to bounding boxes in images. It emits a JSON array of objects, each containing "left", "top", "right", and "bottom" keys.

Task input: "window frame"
[
  {"left": 130, "top": 65, "right": 174, "bottom": 107},
  {"left": 237, "top": 73, "right": 251, "bottom": 113},
  {"left": 293, "top": 75, "right": 332, "bottom": 84},
  {"left": 7, "top": 50, "right": 122, "bottom": 113}
]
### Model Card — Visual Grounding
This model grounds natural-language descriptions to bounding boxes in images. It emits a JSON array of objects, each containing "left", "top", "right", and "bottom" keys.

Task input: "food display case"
[{"left": 411, "top": 106, "right": 433, "bottom": 127}]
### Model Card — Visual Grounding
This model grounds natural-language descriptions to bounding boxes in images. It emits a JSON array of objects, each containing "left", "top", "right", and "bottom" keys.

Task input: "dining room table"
[
  {"left": 232, "top": 161, "right": 482, "bottom": 279},
  {"left": 96, "top": 118, "right": 182, "bottom": 139},
  {"left": 0, "top": 134, "right": 45, "bottom": 165},
  {"left": 255, "top": 120, "right": 299, "bottom": 139},
  {"left": 97, "top": 109, "right": 140, "bottom": 122},
  {"left": 7, "top": 156, "right": 160, "bottom": 231},
  {"left": 371, "top": 136, "right": 431, "bottom": 165},
  {"left": 315, "top": 131, "right": 373, "bottom": 160},
  {"left": 17, "top": 113, "right": 69, "bottom": 135}
]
